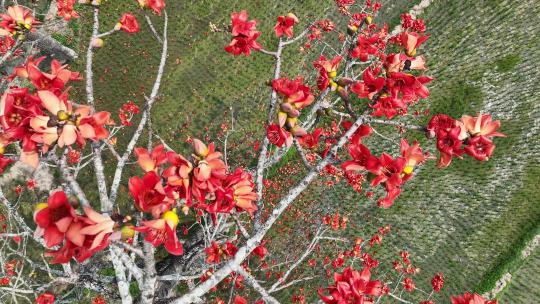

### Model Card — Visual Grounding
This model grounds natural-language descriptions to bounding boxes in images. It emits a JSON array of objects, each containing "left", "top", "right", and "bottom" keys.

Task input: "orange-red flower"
[
  {"left": 266, "top": 124, "right": 292, "bottom": 147},
  {"left": 225, "top": 10, "right": 262, "bottom": 56},
  {"left": 191, "top": 139, "right": 227, "bottom": 203},
  {"left": 223, "top": 168, "right": 257, "bottom": 214}
]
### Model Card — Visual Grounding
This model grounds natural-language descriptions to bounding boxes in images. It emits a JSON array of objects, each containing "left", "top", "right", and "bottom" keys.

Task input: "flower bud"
[
  {"left": 286, "top": 117, "right": 298, "bottom": 128},
  {"left": 288, "top": 109, "right": 300, "bottom": 118},
  {"left": 347, "top": 24, "right": 358, "bottom": 35},
  {"left": 291, "top": 126, "right": 307, "bottom": 137},
  {"left": 162, "top": 210, "right": 179, "bottom": 227},
  {"left": 192, "top": 139, "right": 208, "bottom": 157},
  {"left": 278, "top": 111, "right": 288, "bottom": 127},
  {"left": 287, "top": 13, "right": 299, "bottom": 22},
  {"left": 280, "top": 102, "right": 294, "bottom": 113},
  {"left": 403, "top": 165, "right": 414, "bottom": 175},
  {"left": 365, "top": 15, "right": 373, "bottom": 24},
  {"left": 34, "top": 202, "right": 48, "bottom": 213},
  {"left": 181, "top": 205, "right": 190, "bottom": 215},
  {"left": 91, "top": 38, "right": 104, "bottom": 48},
  {"left": 121, "top": 225, "right": 135, "bottom": 240}
]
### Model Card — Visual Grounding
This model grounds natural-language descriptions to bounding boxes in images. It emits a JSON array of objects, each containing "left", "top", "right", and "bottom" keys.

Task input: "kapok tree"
[{"left": 0, "top": 1, "right": 503, "bottom": 304}]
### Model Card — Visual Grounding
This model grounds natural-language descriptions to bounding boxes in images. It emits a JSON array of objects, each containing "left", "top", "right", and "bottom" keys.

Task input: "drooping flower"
[
  {"left": 274, "top": 13, "right": 298, "bottom": 38},
  {"left": 116, "top": 13, "right": 140, "bottom": 33},
  {"left": 436, "top": 127, "right": 465, "bottom": 168},
  {"left": 318, "top": 267, "right": 382, "bottom": 304},
  {"left": 135, "top": 209, "right": 183, "bottom": 255},
  {"left": 450, "top": 292, "right": 497, "bottom": 304},
  {"left": 33, "top": 191, "right": 77, "bottom": 248},
  {"left": 129, "top": 171, "right": 173, "bottom": 218}
]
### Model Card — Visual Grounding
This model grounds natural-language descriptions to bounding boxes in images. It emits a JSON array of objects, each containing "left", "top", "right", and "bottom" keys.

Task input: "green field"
[{"left": 37, "top": 0, "right": 540, "bottom": 302}]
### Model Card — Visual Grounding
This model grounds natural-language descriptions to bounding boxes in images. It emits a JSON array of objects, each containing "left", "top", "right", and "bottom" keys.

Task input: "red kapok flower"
[
  {"left": 135, "top": 209, "right": 183, "bottom": 255},
  {"left": 225, "top": 10, "right": 262, "bottom": 56},
  {"left": 318, "top": 267, "right": 382, "bottom": 304},
  {"left": 314, "top": 55, "right": 342, "bottom": 90},
  {"left": 0, "top": 6, "right": 39, "bottom": 37},
  {"left": 129, "top": 171, "right": 173, "bottom": 218},
  {"left": 266, "top": 124, "right": 292, "bottom": 147},
  {"left": 451, "top": 292, "right": 497, "bottom": 304},
  {"left": 33, "top": 191, "right": 77, "bottom": 247},
  {"left": 134, "top": 145, "right": 167, "bottom": 172},
  {"left": 221, "top": 168, "right": 258, "bottom": 214},
  {"left": 137, "top": 0, "right": 166, "bottom": 15},
  {"left": 272, "top": 77, "right": 315, "bottom": 110},
  {"left": 460, "top": 113, "right": 505, "bottom": 138},
  {"left": 431, "top": 272, "right": 444, "bottom": 292},
  {"left": 464, "top": 136, "right": 495, "bottom": 161},
  {"left": 35, "top": 292, "right": 55, "bottom": 304},
  {"left": 274, "top": 13, "right": 298, "bottom": 38},
  {"left": 400, "top": 31, "right": 429, "bottom": 57},
  {"left": 57, "top": 0, "right": 79, "bottom": 21},
  {"left": 116, "top": 13, "right": 140, "bottom": 33},
  {"left": 350, "top": 68, "right": 385, "bottom": 100}
]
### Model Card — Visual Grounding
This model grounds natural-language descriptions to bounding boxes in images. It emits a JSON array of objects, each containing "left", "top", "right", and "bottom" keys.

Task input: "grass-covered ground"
[{"left": 54, "top": 0, "right": 540, "bottom": 302}]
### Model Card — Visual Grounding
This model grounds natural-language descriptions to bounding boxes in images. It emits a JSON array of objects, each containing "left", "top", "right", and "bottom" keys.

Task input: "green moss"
[{"left": 495, "top": 54, "right": 521, "bottom": 73}]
